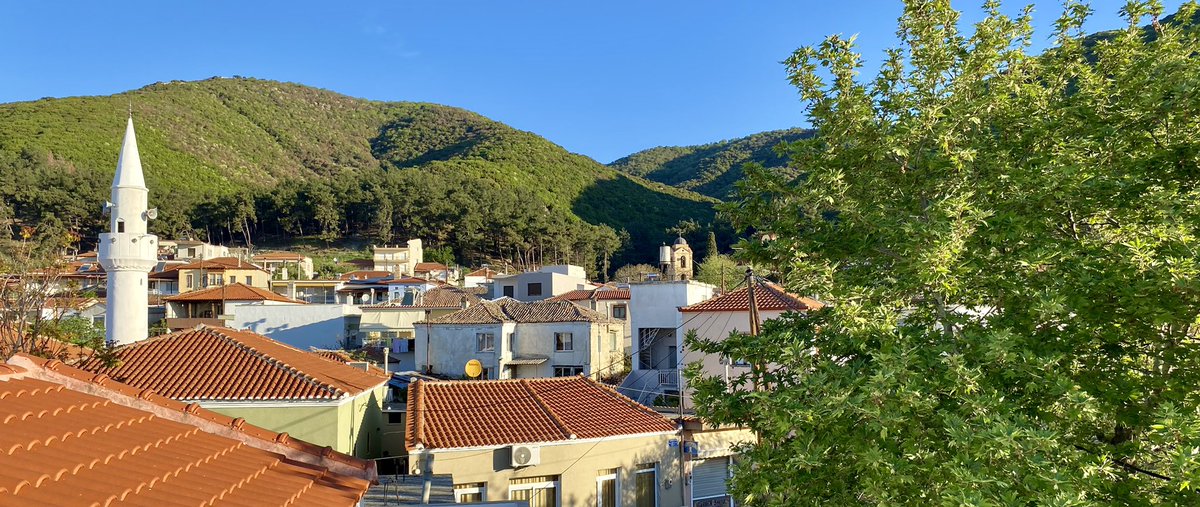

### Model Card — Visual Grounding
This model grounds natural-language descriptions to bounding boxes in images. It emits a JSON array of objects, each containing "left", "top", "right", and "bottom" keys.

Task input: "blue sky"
[{"left": 0, "top": 1, "right": 1178, "bottom": 162}]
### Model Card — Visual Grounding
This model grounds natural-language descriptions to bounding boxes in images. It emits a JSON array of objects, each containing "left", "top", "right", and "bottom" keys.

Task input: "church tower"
[
  {"left": 658, "top": 237, "right": 693, "bottom": 281},
  {"left": 98, "top": 115, "right": 159, "bottom": 346}
]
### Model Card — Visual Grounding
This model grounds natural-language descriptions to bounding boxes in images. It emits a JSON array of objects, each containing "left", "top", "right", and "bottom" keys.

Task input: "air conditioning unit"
[{"left": 511, "top": 445, "right": 540, "bottom": 468}]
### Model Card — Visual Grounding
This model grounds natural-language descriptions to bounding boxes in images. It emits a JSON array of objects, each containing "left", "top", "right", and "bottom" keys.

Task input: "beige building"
[
  {"left": 176, "top": 256, "right": 270, "bottom": 293},
  {"left": 163, "top": 282, "right": 305, "bottom": 331},
  {"left": 163, "top": 238, "right": 231, "bottom": 260},
  {"left": 373, "top": 239, "right": 424, "bottom": 276},
  {"left": 253, "top": 251, "right": 315, "bottom": 280},
  {"left": 405, "top": 376, "right": 684, "bottom": 506}
]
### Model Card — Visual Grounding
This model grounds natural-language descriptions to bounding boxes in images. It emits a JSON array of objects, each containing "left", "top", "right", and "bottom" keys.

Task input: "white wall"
[
  {"left": 416, "top": 321, "right": 623, "bottom": 379},
  {"left": 231, "top": 303, "right": 362, "bottom": 350}
]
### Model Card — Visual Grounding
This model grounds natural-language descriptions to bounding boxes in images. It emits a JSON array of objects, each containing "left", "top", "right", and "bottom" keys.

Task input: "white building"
[
  {"left": 617, "top": 280, "right": 716, "bottom": 406},
  {"left": 488, "top": 265, "right": 590, "bottom": 302},
  {"left": 414, "top": 298, "right": 624, "bottom": 380},
  {"left": 97, "top": 116, "right": 159, "bottom": 346},
  {"left": 229, "top": 302, "right": 364, "bottom": 350}
]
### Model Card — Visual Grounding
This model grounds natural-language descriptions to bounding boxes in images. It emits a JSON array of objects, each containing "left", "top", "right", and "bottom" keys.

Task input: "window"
[
  {"left": 554, "top": 365, "right": 584, "bottom": 377},
  {"left": 635, "top": 464, "right": 657, "bottom": 507},
  {"left": 597, "top": 468, "right": 619, "bottom": 507},
  {"left": 510, "top": 475, "right": 559, "bottom": 507},
  {"left": 506, "top": 332, "right": 516, "bottom": 351},
  {"left": 480, "top": 367, "right": 492, "bottom": 380},
  {"left": 503, "top": 285, "right": 515, "bottom": 298},
  {"left": 612, "top": 305, "right": 627, "bottom": 319},
  {"left": 555, "top": 332, "right": 573, "bottom": 352},
  {"left": 527, "top": 282, "right": 543, "bottom": 297},
  {"left": 609, "top": 330, "right": 619, "bottom": 352},
  {"left": 455, "top": 482, "right": 486, "bottom": 503},
  {"left": 117, "top": 220, "right": 125, "bottom": 233},
  {"left": 477, "top": 333, "right": 495, "bottom": 352},
  {"left": 229, "top": 276, "right": 237, "bottom": 284},
  {"left": 387, "top": 412, "right": 404, "bottom": 424},
  {"left": 679, "top": 256, "right": 687, "bottom": 269},
  {"left": 186, "top": 274, "right": 194, "bottom": 289},
  {"left": 244, "top": 276, "right": 252, "bottom": 285}
]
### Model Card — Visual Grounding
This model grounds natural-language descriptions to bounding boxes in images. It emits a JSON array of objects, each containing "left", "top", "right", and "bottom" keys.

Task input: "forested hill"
[
  {"left": 0, "top": 77, "right": 720, "bottom": 273},
  {"left": 608, "top": 128, "right": 812, "bottom": 200}
]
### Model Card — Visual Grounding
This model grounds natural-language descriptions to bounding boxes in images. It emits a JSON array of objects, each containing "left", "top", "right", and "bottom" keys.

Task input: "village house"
[
  {"left": 414, "top": 261, "right": 453, "bottom": 282},
  {"left": 618, "top": 280, "right": 716, "bottom": 406},
  {"left": 550, "top": 285, "right": 632, "bottom": 351},
  {"left": 359, "top": 286, "right": 482, "bottom": 372},
  {"left": 162, "top": 282, "right": 304, "bottom": 331},
  {"left": 252, "top": 250, "right": 315, "bottom": 280},
  {"left": 373, "top": 239, "right": 424, "bottom": 276},
  {"left": 414, "top": 298, "right": 624, "bottom": 380},
  {"left": 161, "top": 238, "right": 231, "bottom": 260},
  {"left": 405, "top": 376, "right": 683, "bottom": 506},
  {"left": 174, "top": 256, "right": 270, "bottom": 293},
  {"left": 1, "top": 353, "right": 376, "bottom": 506},
  {"left": 463, "top": 266, "right": 500, "bottom": 288},
  {"left": 269, "top": 277, "right": 343, "bottom": 303},
  {"left": 73, "top": 325, "right": 391, "bottom": 458},
  {"left": 488, "top": 264, "right": 591, "bottom": 302}
]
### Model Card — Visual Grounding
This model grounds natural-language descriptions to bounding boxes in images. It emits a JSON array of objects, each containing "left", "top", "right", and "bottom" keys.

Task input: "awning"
[{"left": 507, "top": 356, "right": 549, "bottom": 365}]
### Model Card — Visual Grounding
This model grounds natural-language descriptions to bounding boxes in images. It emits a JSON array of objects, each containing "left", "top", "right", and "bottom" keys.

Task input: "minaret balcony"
[{"left": 98, "top": 232, "right": 159, "bottom": 271}]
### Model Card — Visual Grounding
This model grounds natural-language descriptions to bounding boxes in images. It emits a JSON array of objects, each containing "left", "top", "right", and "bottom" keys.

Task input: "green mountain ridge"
[
  {"left": 0, "top": 77, "right": 719, "bottom": 272},
  {"left": 608, "top": 128, "right": 813, "bottom": 200}
]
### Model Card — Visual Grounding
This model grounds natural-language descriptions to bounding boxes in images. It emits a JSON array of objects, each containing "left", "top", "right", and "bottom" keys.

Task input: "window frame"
[
  {"left": 509, "top": 476, "right": 560, "bottom": 506},
  {"left": 553, "top": 365, "right": 584, "bottom": 377},
  {"left": 527, "top": 282, "right": 543, "bottom": 297},
  {"left": 554, "top": 332, "right": 574, "bottom": 352},
  {"left": 455, "top": 482, "right": 487, "bottom": 503},
  {"left": 597, "top": 470, "right": 620, "bottom": 507},
  {"left": 612, "top": 304, "right": 627, "bottom": 319},
  {"left": 477, "top": 332, "right": 495, "bottom": 352},
  {"left": 635, "top": 463, "right": 658, "bottom": 507}
]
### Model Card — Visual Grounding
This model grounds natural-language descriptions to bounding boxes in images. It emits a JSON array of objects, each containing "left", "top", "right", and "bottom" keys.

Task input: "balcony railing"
[{"left": 658, "top": 370, "right": 678, "bottom": 386}]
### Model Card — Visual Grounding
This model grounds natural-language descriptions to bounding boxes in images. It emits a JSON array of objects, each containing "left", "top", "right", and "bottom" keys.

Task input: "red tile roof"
[
  {"left": 339, "top": 270, "right": 392, "bottom": 281},
  {"left": 74, "top": 326, "right": 389, "bottom": 401},
  {"left": 680, "top": 280, "right": 824, "bottom": 313},
  {"left": 252, "top": 252, "right": 310, "bottom": 261},
  {"left": 406, "top": 376, "right": 676, "bottom": 450},
  {"left": 426, "top": 298, "right": 613, "bottom": 325},
  {"left": 0, "top": 353, "right": 374, "bottom": 506},
  {"left": 465, "top": 267, "right": 499, "bottom": 278},
  {"left": 164, "top": 282, "right": 303, "bottom": 303},
  {"left": 413, "top": 262, "right": 448, "bottom": 273},
  {"left": 176, "top": 257, "right": 267, "bottom": 272},
  {"left": 382, "top": 276, "right": 434, "bottom": 285},
  {"left": 550, "top": 287, "right": 631, "bottom": 302}
]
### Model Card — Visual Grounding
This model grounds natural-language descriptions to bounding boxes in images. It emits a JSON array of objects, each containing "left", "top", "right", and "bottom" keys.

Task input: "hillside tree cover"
[
  {"left": 688, "top": 0, "right": 1200, "bottom": 504},
  {"left": 0, "top": 78, "right": 722, "bottom": 274}
]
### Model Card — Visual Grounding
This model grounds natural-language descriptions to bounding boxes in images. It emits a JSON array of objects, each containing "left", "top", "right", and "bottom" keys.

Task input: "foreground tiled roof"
[
  {"left": 74, "top": 326, "right": 389, "bottom": 401},
  {"left": 425, "top": 298, "right": 613, "bottom": 325},
  {"left": 550, "top": 287, "right": 630, "bottom": 302},
  {"left": 176, "top": 257, "right": 266, "bottom": 272},
  {"left": 0, "top": 353, "right": 374, "bottom": 506},
  {"left": 364, "top": 287, "right": 482, "bottom": 309},
  {"left": 680, "top": 279, "right": 824, "bottom": 313},
  {"left": 164, "top": 283, "right": 302, "bottom": 303},
  {"left": 406, "top": 376, "right": 676, "bottom": 450}
]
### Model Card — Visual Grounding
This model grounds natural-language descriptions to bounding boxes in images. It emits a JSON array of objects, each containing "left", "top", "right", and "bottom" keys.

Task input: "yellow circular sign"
[{"left": 465, "top": 359, "right": 483, "bottom": 378}]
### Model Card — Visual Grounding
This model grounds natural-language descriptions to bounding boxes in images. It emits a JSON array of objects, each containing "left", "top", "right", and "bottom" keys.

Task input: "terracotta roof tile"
[
  {"left": 176, "top": 257, "right": 266, "bottom": 272},
  {"left": 465, "top": 267, "right": 499, "bottom": 278},
  {"left": 413, "top": 262, "right": 448, "bottom": 272},
  {"left": 680, "top": 280, "right": 825, "bottom": 313},
  {"left": 74, "top": 326, "right": 388, "bottom": 401},
  {"left": 164, "top": 283, "right": 303, "bottom": 303},
  {"left": 339, "top": 270, "right": 392, "bottom": 281},
  {"left": 0, "top": 353, "right": 373, "bottom": 506},
  {"left": 426, "top": 298, "right": 613, "bottom": 325},
  {"left": 406, "top": 376, "right": 676, "bottom": 450},
  {"left": 549, "top": 288, "right": 630, "bottom": 302}
]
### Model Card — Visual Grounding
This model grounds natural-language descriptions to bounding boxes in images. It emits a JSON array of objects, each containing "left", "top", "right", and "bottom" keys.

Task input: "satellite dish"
[{"left": 465, "top": 359, "right": 483, "bottom": 379}]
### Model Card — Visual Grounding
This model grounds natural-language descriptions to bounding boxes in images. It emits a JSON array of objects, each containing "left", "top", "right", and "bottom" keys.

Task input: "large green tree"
[{"left": 688, "top": 1, "right": 1200, "bottom": 504}]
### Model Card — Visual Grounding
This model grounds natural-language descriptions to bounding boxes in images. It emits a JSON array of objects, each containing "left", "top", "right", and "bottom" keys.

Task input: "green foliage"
[
  {"left": 693, "top": 254, "right": 752, "bottom": 290},
  {"left": 425, "top": 245, "right": 455, "bottom": 267},
  {"left": 610, "top": 128, "right": 813, "bottom": 199},
  {"left": 689, "top": 1, "right": 1200, "bottom": 504},
  {"left": 613, "top": 263, "right": 662, "bottom": 283},
  {"left": 705, "top": 230, "right": 719, "bottom": 261},
  {"left": 0, "top": 77, "right": 718, "bottom": 274}
]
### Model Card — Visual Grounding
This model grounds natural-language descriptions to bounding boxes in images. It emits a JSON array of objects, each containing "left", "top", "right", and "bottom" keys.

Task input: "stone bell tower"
[
  {"left": 658, "top": 237, "right": 693, "bottom": 281},
  {"left": 97, "top": 115, "right": 159, "bottom": 346}
]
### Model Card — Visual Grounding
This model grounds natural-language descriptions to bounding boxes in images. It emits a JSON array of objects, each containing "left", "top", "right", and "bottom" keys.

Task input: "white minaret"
[{"left": 98, "top": 115, "right": 159, "bottom": 346}]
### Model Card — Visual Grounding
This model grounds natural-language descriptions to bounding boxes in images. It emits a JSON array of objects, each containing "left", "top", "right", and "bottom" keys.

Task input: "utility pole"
[{"left": 745, "top": 268, "right": 762, "bottom": 390}]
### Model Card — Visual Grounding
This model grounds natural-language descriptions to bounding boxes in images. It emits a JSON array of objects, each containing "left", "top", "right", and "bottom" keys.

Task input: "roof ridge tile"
[{"left": 208, "top": 328, "right": 346, "bottom": 400}]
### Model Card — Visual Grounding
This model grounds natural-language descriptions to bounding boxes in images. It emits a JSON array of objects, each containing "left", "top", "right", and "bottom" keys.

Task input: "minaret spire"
[{"left": 98, "top": 113, "right": 158, "bottom": 346}]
